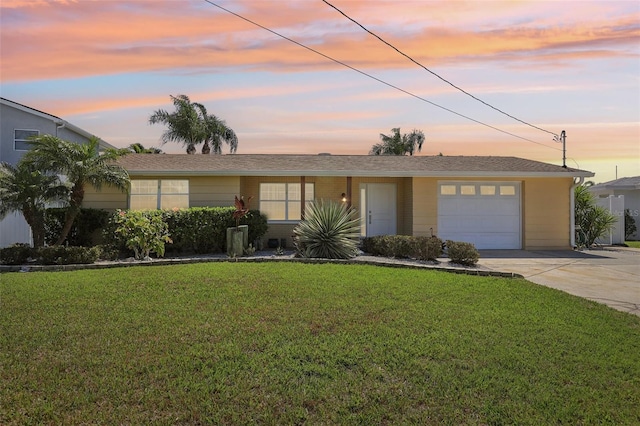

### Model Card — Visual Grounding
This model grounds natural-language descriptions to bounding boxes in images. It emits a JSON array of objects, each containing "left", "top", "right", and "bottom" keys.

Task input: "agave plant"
[{"left": 293, "top": 200, "right": 361, "bottom": 259}]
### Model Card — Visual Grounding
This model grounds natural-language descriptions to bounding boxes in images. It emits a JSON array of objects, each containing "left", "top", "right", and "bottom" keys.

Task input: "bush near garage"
[
  {"left": 361, "top": 235, "right": 443, "bottom": 261},
  {"left": 445, "top": 240, "right": 480, "bottom": 266}
]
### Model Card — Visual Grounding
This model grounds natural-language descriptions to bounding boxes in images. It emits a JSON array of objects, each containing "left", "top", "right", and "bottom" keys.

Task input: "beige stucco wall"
[
  {"left": 411, "top": 177, "right": 439, "bottom": 238},
  {"left": 82, "top": 185, "right": 128, "bottom": 210},
  {"left": 522, "top": 177, "right": 572, "bottom": 250},
  {"left": 188, "top": 176, "right": 240, "bottom": 207},
  {"left": 411, "top": 176, "right": 573, "bottom": 250},
  {"left": 82, "top": 175, "right": 241, "bottom": 210}
]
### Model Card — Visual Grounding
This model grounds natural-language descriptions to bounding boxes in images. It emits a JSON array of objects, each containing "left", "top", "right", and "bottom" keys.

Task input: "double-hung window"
[
  {"left": 259, "top": 183, "right": 314, "bottom": 221},
  {"left": 14, "top": 130, "right": 39, "bottom": 151},
  {"left": 129, "top": 179, "right": 189, "bottom": 210}
]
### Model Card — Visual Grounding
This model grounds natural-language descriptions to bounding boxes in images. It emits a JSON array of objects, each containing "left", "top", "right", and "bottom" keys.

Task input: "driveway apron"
[{"left": 479, "top": 248, "right": 640, "bottom": 316}]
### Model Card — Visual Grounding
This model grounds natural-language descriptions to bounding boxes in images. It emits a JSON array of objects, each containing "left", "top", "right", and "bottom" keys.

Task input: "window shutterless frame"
[{"left": 14, "top": 129, "right": 39, "bottom": 151}]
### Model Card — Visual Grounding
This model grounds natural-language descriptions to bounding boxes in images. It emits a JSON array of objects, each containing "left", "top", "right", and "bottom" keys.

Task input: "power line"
[
  {"left": 202, "top": 0, "right": 561, "bottom": 150},
  {"left": 322, "top": 0, "right": 559, "bottom": 138}
]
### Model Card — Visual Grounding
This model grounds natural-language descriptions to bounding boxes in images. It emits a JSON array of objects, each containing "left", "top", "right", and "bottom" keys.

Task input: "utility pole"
[{"left": 554, "top": 130, "right": 567, "bottom": 168}]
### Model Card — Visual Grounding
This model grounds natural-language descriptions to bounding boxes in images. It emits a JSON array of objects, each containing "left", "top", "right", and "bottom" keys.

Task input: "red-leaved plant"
[{"left": 233, "top": 195, "right": 253, "bottom": 231}]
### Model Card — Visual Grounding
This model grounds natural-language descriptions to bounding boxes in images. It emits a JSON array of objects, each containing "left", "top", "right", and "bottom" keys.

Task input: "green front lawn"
[
  {"left": 625, "top": 240, "right": 640, "bottom": 248},
  {"left": 2, "top": 263, "right": 639, "bottom": 425}
]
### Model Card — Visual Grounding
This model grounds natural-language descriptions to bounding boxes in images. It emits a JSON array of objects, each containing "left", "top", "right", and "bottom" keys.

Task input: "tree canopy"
[
  {"left": 22, "top": 135, "right": 130, "bottom": 245},
  {"left": 128, "top": 143, "right": 163, "bottom": 154},
  {"left": 369, "top": 128, "right": 425, "bottom": 156},
  {"left": 149, "top": 94, "right": 238, "bottom": 154},
  {"left": 0, "top": 161, "right": 69, "bottom": 247}
]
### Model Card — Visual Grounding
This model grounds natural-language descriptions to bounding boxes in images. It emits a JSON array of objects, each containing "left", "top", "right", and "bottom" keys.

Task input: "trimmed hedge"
[
  {"left": 0, "top": 244, "right": 34, "bottom": 265},
  {"left": 445, "top": 240, "right": 480, "bottom": 266},
  {"left": 105, "top": 207, "right": 269, "bottom": 256},
  {"left": 37, "top": 246, "right": 101, "bottom": 265},
  {"left": 361, "top": 235, "right": 443, "bottom": 261},
  {"left": 45, "top": 208, "right": 111, "bottom": 247},
  {"left": 0, "top": 244, "right": 107, "bottom": 265}
]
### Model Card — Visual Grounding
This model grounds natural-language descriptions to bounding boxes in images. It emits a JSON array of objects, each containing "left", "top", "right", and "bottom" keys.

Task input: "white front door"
[{"left": 362, "top": 183, "right": 396, "bottom": 237}]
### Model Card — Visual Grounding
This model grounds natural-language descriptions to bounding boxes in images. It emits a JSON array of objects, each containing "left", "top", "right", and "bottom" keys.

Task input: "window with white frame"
[
  {"left": 129, "top": 179, "right": 189, "bottom": 210},
  {"left": 14, "top": 129, "right": 39, "bottom": 151},
  {"left": 259, "top": 183, "right": 314, "bottom": 221}
]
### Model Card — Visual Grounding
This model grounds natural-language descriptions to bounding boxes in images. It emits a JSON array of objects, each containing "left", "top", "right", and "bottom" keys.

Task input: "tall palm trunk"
[
  {"left": 202, "top": 140, "right": 211, "bottom": 154},
  {"left": 23, "top": 206, "right": 46, "bottom": 248},
  {"left": 55, "top": 186, "right": 84, "bottom": 245}
]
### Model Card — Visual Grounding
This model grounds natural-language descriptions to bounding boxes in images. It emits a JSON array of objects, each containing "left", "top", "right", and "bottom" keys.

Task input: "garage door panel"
[
  {"left": 438, "top": 198, "right": 461, "bottom": 212},
  {"left": 438, "top": 181, "right": 521, "bottom": 249}
]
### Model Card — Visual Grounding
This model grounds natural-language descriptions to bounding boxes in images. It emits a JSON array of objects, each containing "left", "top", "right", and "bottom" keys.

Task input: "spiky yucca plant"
[{"left": 293, "top": 200, "right": 361, "bottom": 259}]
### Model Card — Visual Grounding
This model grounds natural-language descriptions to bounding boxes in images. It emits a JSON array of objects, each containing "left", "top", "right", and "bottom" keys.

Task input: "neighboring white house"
[
  {"left": 590, "top": 176, "right": 640, "bottom": 240},
  {"left": 0, "top": 97, "right": 114, "bottom": 248}
]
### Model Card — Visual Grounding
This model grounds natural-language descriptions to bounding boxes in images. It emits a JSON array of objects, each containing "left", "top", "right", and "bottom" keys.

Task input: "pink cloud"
[{"left": 1, "top": 0, "right": 637, "bottom": 82}]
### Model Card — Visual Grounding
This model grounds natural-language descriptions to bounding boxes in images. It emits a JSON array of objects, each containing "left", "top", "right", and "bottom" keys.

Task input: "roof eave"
[{"left": 125, "top": 170, "right": 594, "bottom": 178}]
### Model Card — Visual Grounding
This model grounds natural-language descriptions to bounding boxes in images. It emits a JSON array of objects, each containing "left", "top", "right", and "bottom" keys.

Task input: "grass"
[
  {"left": 2, "top": 263, "right": 639, "bottom": 425},
  {"left": 625, "top": 240, "right": 640, "bottom": 248}
]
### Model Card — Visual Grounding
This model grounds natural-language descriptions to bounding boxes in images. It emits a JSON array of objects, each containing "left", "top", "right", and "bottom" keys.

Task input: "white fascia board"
[
  {"left": 2, "top": 98, "right": 61, "bottom": 122},
  {"left": 126, "top": 170, "right": 595, "bottom": 178}
]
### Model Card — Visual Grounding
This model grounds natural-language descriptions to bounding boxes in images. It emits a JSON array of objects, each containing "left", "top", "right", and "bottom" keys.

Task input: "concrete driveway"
[{"left": 479, "top": 247, "right": 640, "bottom": 316}]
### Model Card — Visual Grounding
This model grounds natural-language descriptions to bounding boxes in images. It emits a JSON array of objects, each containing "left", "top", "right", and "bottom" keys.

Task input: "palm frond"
[{"left": 293, "top": 200, "right": 361, "bottom": 259}]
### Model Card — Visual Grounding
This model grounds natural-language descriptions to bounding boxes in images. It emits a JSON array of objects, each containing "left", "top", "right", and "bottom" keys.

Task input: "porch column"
[
  {"left": 300, "top": 176, "right": 306, "bottom": 220},
  {"left": 346, "top": 176, "right": 352, "bottom": 209}
]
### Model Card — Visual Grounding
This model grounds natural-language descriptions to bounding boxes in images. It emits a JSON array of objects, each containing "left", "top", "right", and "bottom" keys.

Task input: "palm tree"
[
  {"left": 128, "top": 143, "right": 163, "bottom": 154},
  {"left": 0, "top": 161, "right": 69, "bottom": 247},
  {"left": 369, "top": 128, "right": 425, "bottom": 156},
  {"left": 22, "top": 135, "right": 130, "bottom": 245},
  {"left": 574, "top": 184, "right": 617, "bottom": 248},
  {"left": 149, "top": 94, "right": 206, "bottom": 154},
  {"left": 194, "top": 103, "right": 239, "bottom": 154}
]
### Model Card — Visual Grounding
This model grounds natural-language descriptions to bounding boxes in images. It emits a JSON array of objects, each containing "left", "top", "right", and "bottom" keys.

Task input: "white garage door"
[{"left": 437, "top": 181, "right": 521, "bottom": 249}]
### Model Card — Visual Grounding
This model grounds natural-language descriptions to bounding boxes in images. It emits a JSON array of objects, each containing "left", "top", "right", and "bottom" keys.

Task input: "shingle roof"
[
  {"left": 116, "top": 154, "right": 593, "bottom": 178},
  {"left": 590, "top": 176, "right": 640, "bottom": 190}
]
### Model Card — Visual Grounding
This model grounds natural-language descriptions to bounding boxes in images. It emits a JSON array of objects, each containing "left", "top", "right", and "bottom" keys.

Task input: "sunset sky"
[{"left": 1, "top": 0, "right": 638, "bottom": 183}]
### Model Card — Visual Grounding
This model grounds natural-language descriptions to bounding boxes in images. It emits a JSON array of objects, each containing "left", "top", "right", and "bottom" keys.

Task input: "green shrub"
[
  {"left": 236, "top": 209, "right": 269, "bottom": 248},
  {"left": 574, "top": 185, "right": 617, "bottom": 248},
  {"left": 293, "top": 200, "right": 361, "bottom": 259},
  {"left": 0, "top": 243, "right": 35, "bottom": 265},
  {"left": 45, "top": 208, "right": 111, "bottom": 247},
  {"left": 624, "top": 209, "right": 637, "bottom": 240},
  {"left": 361, "top": 235, "right": 393, "bottom": 257},
  {"left": 361, "top": 235, "right": 443, "bottom": 261},
  {"left": 104, "top": 208, "right": 269, "bottom": 257},
  {"left": 162, "top": 208, "right": 226, "bottom": 253},
  {"left": 415, "top": 236, "right": 444, "bottom": 261},
  {"left": 36, "top": 246, "right": 101, "bottom": 265},
  {"left": 113, "top": 210, "right": 172, "bottom": 260},
  {"left": 445, "top": 240, "right": 479, "bottom": 266},
  {"left": 95, "top": 245, "right": 120, "bottom": 261}
]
